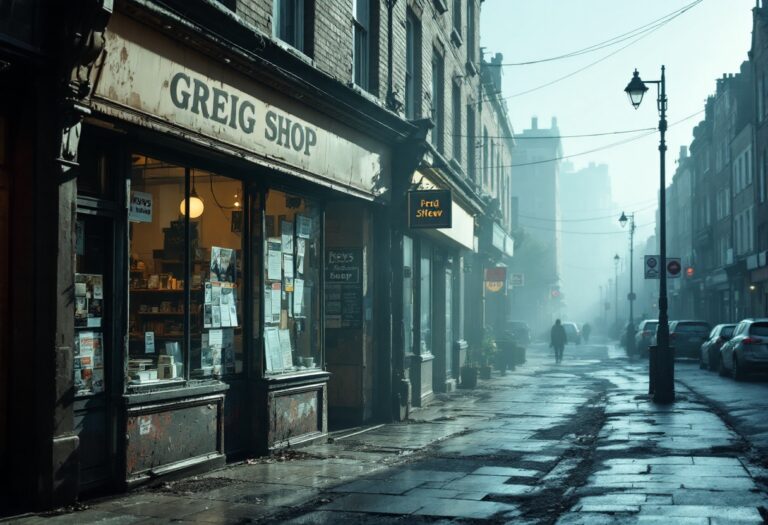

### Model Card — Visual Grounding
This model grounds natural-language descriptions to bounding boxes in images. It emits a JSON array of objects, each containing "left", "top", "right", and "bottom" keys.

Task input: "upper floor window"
[
  {"left": 466, "top": 0, "right": 475, "bottom": 64},
  {"left": 353, "top": 0, "right": 374, "bottom": 91},
  {"left": 274, "top": 0, "right": 308, "bottom": 54},
  {"left": 431, "top": 49, "right": 445, "bottom": 153},
  {"left": 467, "top": 106, "right": 476, "bottom": 180},
  {"left": 452, "top": 82, "right": 462, "bottom": 162},
  {"left": 405, "top": 10, "right": 421, "bottom": 119},
  {"left": 452, "top": 0, "right": 461, "bottom": 36}
]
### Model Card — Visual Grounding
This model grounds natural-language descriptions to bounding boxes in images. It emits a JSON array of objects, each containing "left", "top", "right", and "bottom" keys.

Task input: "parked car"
[
  {"left": 670, "top": 320, "right": 711, "bottom": 359},
  {"left": 700, "top": 323, "right": 736, "bottom": 371},
  {"left": 652, "top": 320, "right": 711, "bottom": 359},
  {"left": 506, "top": 320, "right": 531, "bottom": 346},
  {"left": 719, "top": 318, "right": 768, "bottom": 380},
  {"left": 634, "top": 319, "right": 659, "bottom": 356},
  {"left": 562, "top": 322, "right": 581, "bottom": 345}
]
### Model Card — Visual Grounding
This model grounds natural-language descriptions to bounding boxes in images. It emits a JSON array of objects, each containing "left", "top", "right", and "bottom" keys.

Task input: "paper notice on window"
[
  {"left": 278, "top": 329, "right": 293, "bottom": 369},
  {"left": 220, "top": 304, "right": 232, "bottom": 327},
  {"left": 283, "top": 254, "right": 294, "bottom": 278},
  {"left": 265, "top": 327, "right": 282, "bottom": 372},
  {"left": 264, "top": 288, "right": 273, "bottom": 323},
  {"left": 204, "top": 282, "right": 212, "bottom": 304},
  {"left": 212, "top": 305, "right": 221, "bottom": 328},
  {"left": 296, "top": 239, "right": 306, "bottom": 273},
  {"left": 78, "top": 332, "right": 95, "bottom": 356},
  {"left": 229, "top": 304, "right": 238, "bottom": 327},
  {"left": 204, "top": 304, "right": 213, "bottom": 328},
  {"left": 271, "top": 283, "right": 282, "bottom": 315},
  {"left": 144, "top": 331, "right": 155, "bottom": 354},
  {"left": 91, "top": 275, "right": 104, "bottom": 300},
  {"left": 267, "top": 238, "right": 282, "bottom": 280},
  {"left": 211, "top": 283, "right": 222, "bottom": 305},
  {"left": 209, "top": 329, "right": 223, "bottom": 347},
  {"left": 297, "top": 215, "right": 311, "bottom": 239},
  {"left": 281, "top": 221, "right": 294, "bottom": 253},
  {"left": 293, "top": 279, "right": 304, "bottom": 316}
]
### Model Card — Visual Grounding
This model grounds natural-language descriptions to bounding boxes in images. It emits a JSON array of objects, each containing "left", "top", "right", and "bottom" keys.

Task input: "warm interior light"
[
  {"left": 180, "top": 189, "right": 205, "bottom": 218},
  {"left": 234, "top": 192, "right": 241, "bottom": 208}
]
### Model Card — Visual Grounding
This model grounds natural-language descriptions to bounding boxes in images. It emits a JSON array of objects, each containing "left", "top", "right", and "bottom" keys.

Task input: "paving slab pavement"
[{"left": 6, "top": 342, "right": 768, "bottom": 524}]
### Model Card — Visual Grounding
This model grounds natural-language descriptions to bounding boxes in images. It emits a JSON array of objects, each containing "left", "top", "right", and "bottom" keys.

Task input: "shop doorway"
[{"left": 73, "top": 211, "right": 117, "bottom": 492}]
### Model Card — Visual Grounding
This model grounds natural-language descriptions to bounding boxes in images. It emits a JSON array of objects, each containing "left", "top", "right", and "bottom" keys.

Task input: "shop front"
[
  {"left": 405, "top": 171, "right": 476, "bottom": 405},
  {"left": 71, "top": 12, "right": 392, "bottom": 490}
]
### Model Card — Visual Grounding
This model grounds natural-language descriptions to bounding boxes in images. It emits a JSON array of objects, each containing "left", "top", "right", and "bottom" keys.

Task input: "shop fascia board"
[{"left": 125, "top": 0, "right": 417, "bottom": 146}]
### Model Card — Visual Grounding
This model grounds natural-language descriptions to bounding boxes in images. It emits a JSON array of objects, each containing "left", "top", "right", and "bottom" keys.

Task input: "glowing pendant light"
[{"left": 180, "top": 170, "right": 204, "bottom": 218}]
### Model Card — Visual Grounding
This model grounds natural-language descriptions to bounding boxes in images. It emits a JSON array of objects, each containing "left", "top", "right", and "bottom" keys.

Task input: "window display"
[
  {"left": 128, "top": 155, "right": 244, "bottom": 386},
  {"left": 263, "top": 190, "right": 322, "bottom": 374},
  {"left": 74, "top": 215, "right": 110, "bottom": 396}
]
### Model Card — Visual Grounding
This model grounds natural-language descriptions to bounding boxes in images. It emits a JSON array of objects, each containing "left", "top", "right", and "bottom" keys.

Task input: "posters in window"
[
  {"left": 267, "top": 239, "right": 282, "bottom": 280},
  {"left": 129, "top": 190, "right": 153, "bottom": 223},
  {"left": 75, "top": 273, "right": 104, "bottom": 328},
  {"left": 281, "top": 221, "right": 294, "bottom": 254},
  {"left": 297, "top": 215, "right": 311, "bottom": 238},
  {"left": 210, "top": 246, "right": 236, "bottom": 283}
]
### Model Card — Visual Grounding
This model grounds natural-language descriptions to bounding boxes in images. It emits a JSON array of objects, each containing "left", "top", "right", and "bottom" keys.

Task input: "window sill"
[
  {"left": 465, "top": 60, "right": 478, "bottom": 77},
  {"left": 450, "top": 28, "right": 463, "bottom": 48},
  {"left": 272, "top": 37, "right": 315, "bottom": 67},
  {"left": 123, "top": 379, "right": 229, "bottom": 405}
]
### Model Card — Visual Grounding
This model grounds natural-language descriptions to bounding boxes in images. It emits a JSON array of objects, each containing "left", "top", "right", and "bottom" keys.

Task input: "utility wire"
[
  {"left": 520, "top": 221, "right": 655, "bottom": 235},
  {"left": 497, "top": 0, "right": 703, "bottom": 67},
  {"left": 495, "top": 109, "right": 705, "bottom": 169},
  {"left": 477, "top": 0, "right": 701, "bottom": 104},
  {"left": 520, "top": 202, "right": 657, "bottom": 223},
  {"left": 448, "top": 127, "right": 656, "bottom": 140}
]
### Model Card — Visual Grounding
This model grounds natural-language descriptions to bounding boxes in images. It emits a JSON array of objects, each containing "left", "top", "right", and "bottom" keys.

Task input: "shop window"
[
  {"left": 128, "top": 155, "right": 244, "bottom": 386},
  {"left": 431, "top": 49, "right": 445, "bottom": 153},
  {"left": 419, "top": 241, "right": 432, "bottom": 355},
  {"left": 263, "top": 189, "right": 322, "bottom": 375}
]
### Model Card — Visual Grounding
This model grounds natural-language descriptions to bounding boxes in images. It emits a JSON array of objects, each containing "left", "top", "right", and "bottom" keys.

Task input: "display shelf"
[{"left": 135, "top": 311, "right": 185, "bottom": 316}]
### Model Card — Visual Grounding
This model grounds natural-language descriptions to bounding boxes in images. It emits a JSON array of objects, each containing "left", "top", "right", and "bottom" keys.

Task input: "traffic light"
[
  {"left": 685, "top": 266, "right": 694, "bottom": 278},
  {"left": 550, "top": 286, "right": 561, "bottom": 299}
]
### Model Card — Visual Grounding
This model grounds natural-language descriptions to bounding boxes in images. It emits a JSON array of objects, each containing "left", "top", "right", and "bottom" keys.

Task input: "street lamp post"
[
  {"left": 625, "top": 66, "right": 674, "bottom": 403},
  {"left": 620, "top": 212, "right": 636, "bottom": 356},
  {"left": 613, "top": 254, "right": 620, "bottom": 330}
]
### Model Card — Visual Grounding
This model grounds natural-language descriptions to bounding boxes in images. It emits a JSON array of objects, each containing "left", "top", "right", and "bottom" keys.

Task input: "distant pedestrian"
[
  {"left": 550, "top": 319, "right": 567, "bottom": 364},
  {"left": 582, "top": 323, "right": 592, "bottom": 344}
]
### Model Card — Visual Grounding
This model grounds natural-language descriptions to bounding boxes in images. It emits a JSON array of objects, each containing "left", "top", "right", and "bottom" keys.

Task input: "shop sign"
[
  {"left": 510, "top": 273, "right": 524, "bottom": 287},
  {"left": 92, "top": 15, "right": 389, "bottom": 199},
  {"left": 128, "top": 191, "right": 153, "bottom": 223},
  {"left": 485, "top": 267, "right": 506, "bottom": 293},
  {"left": 408, "top": 189, "right": 452, "bottom": 228},
  {"left": 325, "top": 248, "right": 363, "bottom": 328}
]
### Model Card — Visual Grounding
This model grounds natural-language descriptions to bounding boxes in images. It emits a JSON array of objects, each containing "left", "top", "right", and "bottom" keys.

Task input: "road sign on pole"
[
  {"left": 666, "top": 257, "right": 682, "bottom": 279},
  {"left": 644, "top": 255, "right": 660, "bottom": 279}
]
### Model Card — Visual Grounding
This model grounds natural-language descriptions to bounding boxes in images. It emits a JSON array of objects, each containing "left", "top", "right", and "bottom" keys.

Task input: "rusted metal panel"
[
  {"left": 125, "top": 394, "right": 223, "bottom": 477},
  {"left": 265, "top": 380, "right": 327, "bottom": 449}
]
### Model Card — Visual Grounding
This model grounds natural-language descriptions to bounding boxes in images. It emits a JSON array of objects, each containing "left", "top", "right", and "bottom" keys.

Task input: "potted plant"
[{"left": 478, "top": 333, "right": 496, "bottom": 380}]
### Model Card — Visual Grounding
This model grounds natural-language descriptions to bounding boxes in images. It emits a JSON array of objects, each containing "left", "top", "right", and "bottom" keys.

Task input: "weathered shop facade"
[{"left": 4, "top": 1, "right": 418, "bottom": 508}]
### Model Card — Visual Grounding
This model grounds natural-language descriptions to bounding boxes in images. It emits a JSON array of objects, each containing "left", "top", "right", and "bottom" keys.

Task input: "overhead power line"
[
  {"left": 519, "top": 221, "right": 655, "bottom": 235},
  {"left": 448, "top": 126, "right": 656, "bottom": 140},
  {"left": 497, "top": 0, "right": 704, "bottom": 67},
  {"left": 495, "top": 109, "right": 704, "bottom": 169},
  {"left": 477, "top": 0, "right": 702, "bottom": 103},
  {"left": 519, "top": 202, "right": 657, "bottom": 223}
]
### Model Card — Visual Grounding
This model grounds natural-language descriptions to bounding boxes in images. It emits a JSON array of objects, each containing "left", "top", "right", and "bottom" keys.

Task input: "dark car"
[
  {"left": 634, "top": 319, "right": 658, "bottom": 356},
  {"left": 668, "top": 320, "right": 711, "bottom": 359},
  {"left": 720, "top": 318, "right": 768, "bottom": 380},
  {"left": 506, "top": 320, "right": 531, "bottom": 346},
  {"left": 699, "top": 323, "right": 736, "bottom": 371}
]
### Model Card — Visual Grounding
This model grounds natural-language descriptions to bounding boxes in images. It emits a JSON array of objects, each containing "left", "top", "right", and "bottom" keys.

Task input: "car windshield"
[
  {"left": 748, "top": 323, "right": 768, "bottom": 337},
  {"left": 675, "top": 322, "right": 710, "bottom": 333},
  {"left": 563, "top": 324, "right": 576, "bottom": 334},
  {"left": 721, "top": 325, "right": 735, "bottom": 338},
  {"left": 643, "top": 322, "right": 658, "bottom": 331}
]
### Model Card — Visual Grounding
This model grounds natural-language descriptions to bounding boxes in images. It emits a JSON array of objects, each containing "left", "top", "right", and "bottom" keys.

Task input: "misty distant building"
[
  {"left": 559, "top": 162, "right": 623, "bottom": 325},
  {"left": 510, "top": 117, "right": 562, "bottom": 329}
]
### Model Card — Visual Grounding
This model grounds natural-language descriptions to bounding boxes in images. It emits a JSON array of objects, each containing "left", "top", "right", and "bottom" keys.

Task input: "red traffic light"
[
  {"left": 550, "top": 288, "right": 561, "bottom": 298},
  {"left": 686, "top": 267, "right": 694, "bottom": 277}
]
